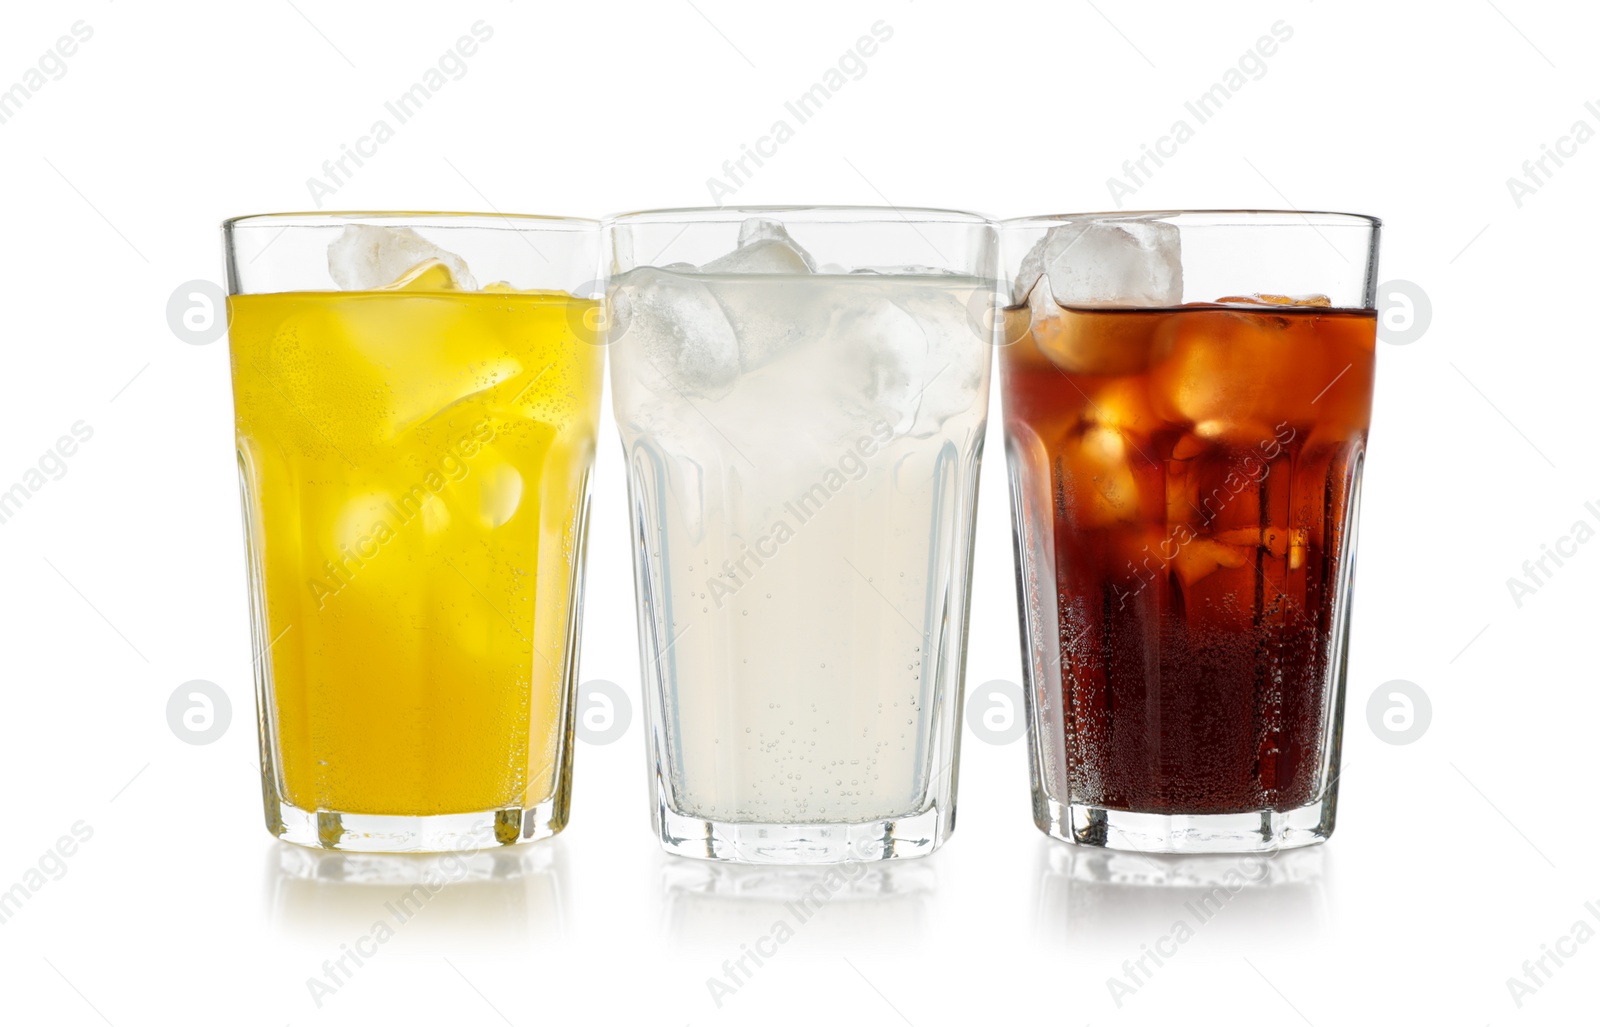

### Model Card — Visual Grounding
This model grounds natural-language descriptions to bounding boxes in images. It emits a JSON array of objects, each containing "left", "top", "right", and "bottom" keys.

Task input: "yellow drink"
[{"left": 229, "top": 271, "right": 601, "bottom": 824}]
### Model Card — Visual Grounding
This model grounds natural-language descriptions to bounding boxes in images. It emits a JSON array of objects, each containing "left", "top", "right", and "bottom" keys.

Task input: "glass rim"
[
  {"left": 221, "top": 211, "right": 600, "bottom": 231},
  {"left": 1003, "top": 209, "right": 1381, "bottom": 230},
  {"left": 606, "top": 204, "right": 993, "bottom": 226}
]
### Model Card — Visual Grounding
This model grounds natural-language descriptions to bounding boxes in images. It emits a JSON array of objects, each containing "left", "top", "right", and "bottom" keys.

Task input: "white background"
[{"left": 0, "top": 0, "right": 1592, "bottom": 1023}]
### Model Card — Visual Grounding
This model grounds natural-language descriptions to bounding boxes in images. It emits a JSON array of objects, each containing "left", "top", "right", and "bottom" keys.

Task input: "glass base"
[
  {"left": 269, "top": 796, "right": 565, "bottom": 853},
  {"left": 1036, "top": 792, "right": 1334, "bottom": 854},
  {"left": 655, "top": 800, "right": 948, "bottom": 864}
]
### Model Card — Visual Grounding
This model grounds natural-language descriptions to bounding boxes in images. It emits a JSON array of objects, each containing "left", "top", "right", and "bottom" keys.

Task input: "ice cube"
[
  {"left": 1289, "top": 528, "right": 1310, "bottom": 570},
  {"left": 398, "top": 357, "right": 524, "bottom": 436},
  {"left": 1028, "top": 290, "right": 1158, "bottom": 376},
  {"left": 1149, "top": 309, "right": 1331, "bottom": 441},
  {"left": 420, "top": 493, "right": 451, "bottom": 535},
  {"left": 1059, "top": 426, "right": 1142, "bottom": 527},
  {"left": 1166, "top": 460, "right": 1200, "bottom": 523},
  {"left": 611, "top": 268, "right": 739, "bottom": 400},
  {"left": 331, "top": 491, "right": 395, "bottom": 555},
  {"left": 1172, "top": 537, "right": 1249, "bottom": 587},
  {"left": 704, "top": 276, "right": 830, "bottom": 374},
  {"left": 1214, "top": 527, "right": 1290, "bottom": 558},
  {"left": 700, "top": 217, "right": 817, "bottom": 274},
  {"left": 789, "top": 280, "right": 990, "bottom": 440},
  {"left": 1015, "top": 217, "right": 1182, "bottom": 308},
  {"left": 328, "top": 224, "right": 478, "bottom": 291},
  {"left": 824, "top": 288, "right": 929, "bottom": 435},
  {"left": 1215, "top": 293, "right": 1332, "bottom": 308},
  {"left": 477, "top": 464, "right": 522, "bottom": 528},
  {"left": 385, "top": 258, "right": 465, "bottom": 292},
  {"left": 893, "top": 284, "right": 988, "bottom": 437},
  {"left": 696, "top": 221, "right": 830, "bottom": 375}
]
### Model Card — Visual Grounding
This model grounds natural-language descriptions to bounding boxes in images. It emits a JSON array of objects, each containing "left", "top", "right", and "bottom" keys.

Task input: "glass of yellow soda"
[{"left": 222, "top": 213, "right": 604, "bottom": 851}]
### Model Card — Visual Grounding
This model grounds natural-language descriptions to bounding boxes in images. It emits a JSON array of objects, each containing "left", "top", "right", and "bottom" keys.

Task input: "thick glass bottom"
[
  {"left": 268, "top": 794, "right": 565, "bottom": 853},
  {"left": 1036, "top": 791, "right": 1335, "bottom": 854},
  {"left": 655, "top": 799, "right": 948, "bottom": 864}
]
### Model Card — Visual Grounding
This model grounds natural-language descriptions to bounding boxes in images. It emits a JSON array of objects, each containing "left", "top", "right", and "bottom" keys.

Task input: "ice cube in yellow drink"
[{"left": 228, "top": 272, "right": 602, "bottom": 820}]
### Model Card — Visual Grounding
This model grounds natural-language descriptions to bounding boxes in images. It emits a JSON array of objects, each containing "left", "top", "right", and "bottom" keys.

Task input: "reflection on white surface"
[
  {"left": 264, "top": 839, "right": 570, "bottom": 949},
  {"left": 1034, "top": 838, "right": 1331, "bottom": 946},
  {"left": 659, "top": 855, "right": 937, "bottom": 949}
]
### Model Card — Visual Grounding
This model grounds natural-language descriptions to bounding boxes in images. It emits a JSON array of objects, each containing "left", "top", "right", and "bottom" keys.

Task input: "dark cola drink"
[{"left": 1002, "top": 288, "right": 1376, "bottom": 838}]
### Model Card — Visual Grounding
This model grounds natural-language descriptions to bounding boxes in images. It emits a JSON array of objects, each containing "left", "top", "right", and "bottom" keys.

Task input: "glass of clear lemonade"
[{"left": 607, "top": 207, "right": 996, "bottom": 863}]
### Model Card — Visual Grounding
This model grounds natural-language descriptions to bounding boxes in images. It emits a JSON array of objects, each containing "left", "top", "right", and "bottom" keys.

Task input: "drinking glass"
[
  {"left": 607, "top": 207, "right": 996, "bottom": 862},
  {"left": 224, "top": 212, "right": 604, "bottom": 851},
  {"left": 999, "top": 210, "right": 1379, "bottom": 852}
]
